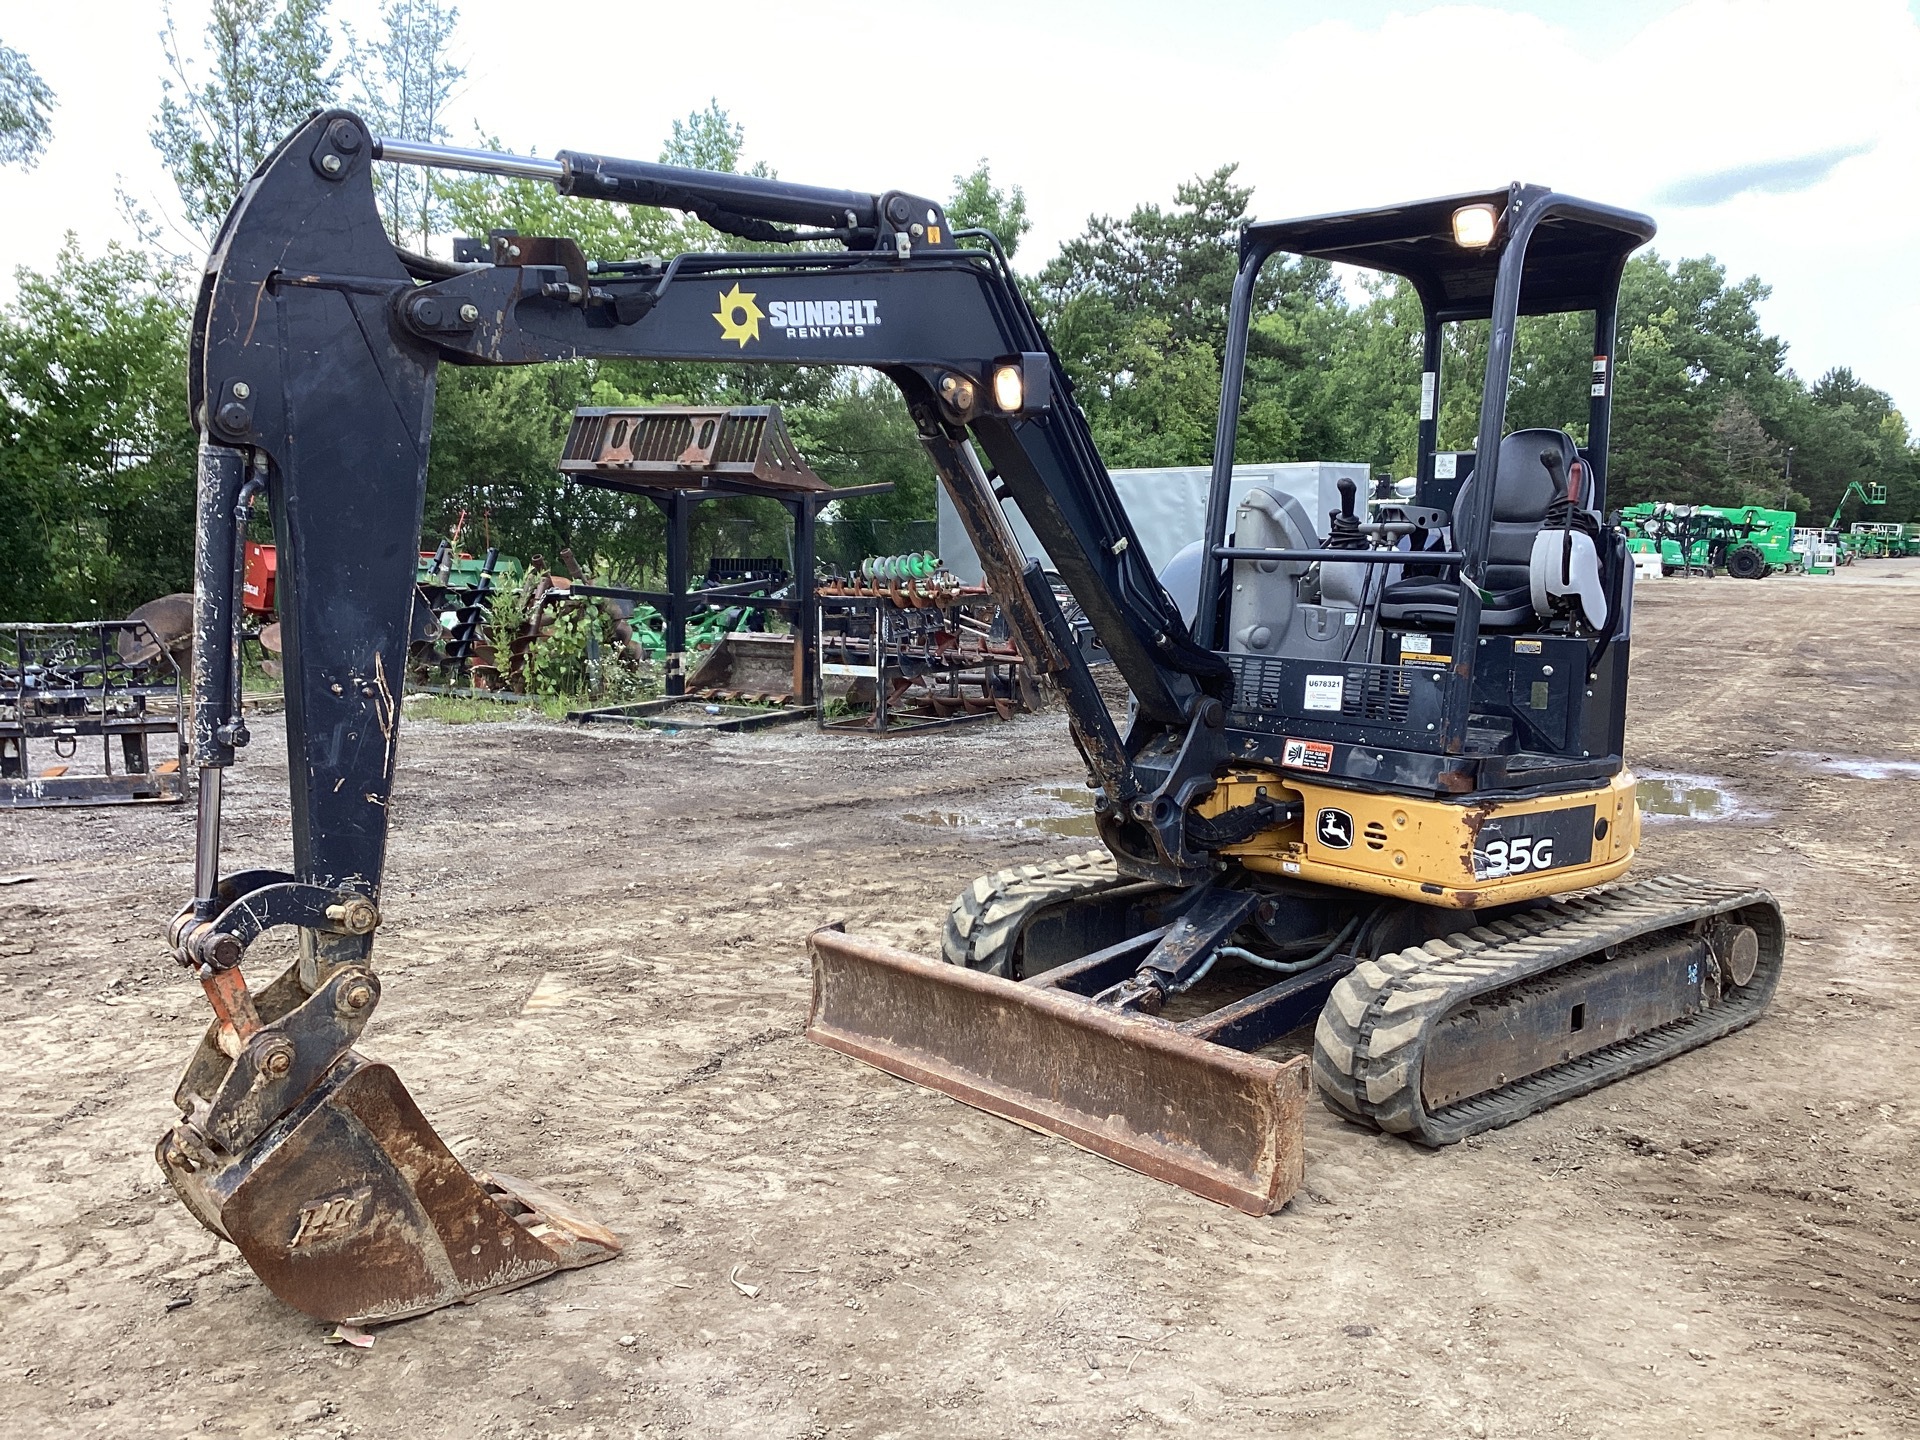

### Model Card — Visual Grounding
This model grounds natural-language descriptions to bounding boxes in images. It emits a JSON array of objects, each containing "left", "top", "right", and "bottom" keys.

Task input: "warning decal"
[{"left": 1283, "top": 737, "right": 1335, "bottom": 773}]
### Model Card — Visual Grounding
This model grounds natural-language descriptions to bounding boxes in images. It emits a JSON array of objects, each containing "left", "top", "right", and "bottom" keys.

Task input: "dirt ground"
[{"left": 3, "top": 560, "right": 1918, "bottom": 1439}]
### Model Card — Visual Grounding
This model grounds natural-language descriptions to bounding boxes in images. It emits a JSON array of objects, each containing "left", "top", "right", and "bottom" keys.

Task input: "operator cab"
[{"left": 1192, "top": 185, "right": 1655, "bottom": 799}]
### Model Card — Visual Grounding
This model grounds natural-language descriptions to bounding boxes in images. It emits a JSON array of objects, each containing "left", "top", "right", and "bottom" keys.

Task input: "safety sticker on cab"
[{"left": 1282, "top": 737, "right": 1335, "bottom": 773}]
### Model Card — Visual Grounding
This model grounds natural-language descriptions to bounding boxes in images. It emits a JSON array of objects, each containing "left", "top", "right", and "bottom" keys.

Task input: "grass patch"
[{"left": 405, "top": 692, "right": 572, "bottom": 724}]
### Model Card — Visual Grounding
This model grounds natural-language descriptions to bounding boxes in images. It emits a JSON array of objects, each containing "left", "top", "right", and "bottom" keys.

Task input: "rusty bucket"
[{"left": 160, "top": 956, "right": 618, "bottom": 1326}]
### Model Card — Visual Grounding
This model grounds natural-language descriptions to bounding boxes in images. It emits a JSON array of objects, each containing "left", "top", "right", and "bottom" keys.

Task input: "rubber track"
[
  {"left": 1311, "top": 874, "right": 1785, "bottom": 1145},
  {"left": 940, "top": 851, "right": 1125, "bottom": 977}
]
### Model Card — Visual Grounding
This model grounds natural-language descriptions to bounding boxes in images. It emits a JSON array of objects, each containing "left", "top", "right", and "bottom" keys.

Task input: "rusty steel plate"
[
  {"left": 807, "top": 929, "right": 1309, "bottom": 1215},
  {"left": 178, "top": 1056, "right": 620, "bottom": 1326}
]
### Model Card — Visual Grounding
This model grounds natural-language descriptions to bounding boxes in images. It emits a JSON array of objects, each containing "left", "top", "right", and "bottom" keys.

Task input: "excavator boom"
[{"left": 168, "top": 111, "right": 1275, "bottom": 1322}]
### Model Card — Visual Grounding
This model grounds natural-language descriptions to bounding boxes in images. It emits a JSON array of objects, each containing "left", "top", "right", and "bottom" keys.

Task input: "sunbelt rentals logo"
[
  {"left": 713, "top": 284, "right": 765, "bottom": 347},
  {"left": 712, "top": 285, "right": 881, "bottom": 346}
]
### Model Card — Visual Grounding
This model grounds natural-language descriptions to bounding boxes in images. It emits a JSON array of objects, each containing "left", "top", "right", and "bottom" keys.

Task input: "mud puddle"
[
  {"left": 1636, "top": 772, "right": 1747, "bottom": 823},
  {"left": 1786, "top": 750, "right": 1920, "bottom": 780},
  {"left": 903, "top": 784, "right": 1097, "bottom": 837}
]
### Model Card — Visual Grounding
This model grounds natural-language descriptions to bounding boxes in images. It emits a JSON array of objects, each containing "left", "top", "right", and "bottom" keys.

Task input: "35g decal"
[
  {"left": 1475, "top": 835, "right": 1554, "bottom": 878},
  {"left": 1471, "top": 805, "right": 1597, "bottom": 881}
]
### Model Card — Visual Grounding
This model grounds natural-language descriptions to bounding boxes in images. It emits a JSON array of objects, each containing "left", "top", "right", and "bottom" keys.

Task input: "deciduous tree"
[
  {"left": 0, "top": 42, "right": 55, "bottom": 169},
  {"left": 0, "top": 241, "right": 195, "bottom": 618},
  {"left": 151, "top": 0, "right": 339, "bottom": 240}
]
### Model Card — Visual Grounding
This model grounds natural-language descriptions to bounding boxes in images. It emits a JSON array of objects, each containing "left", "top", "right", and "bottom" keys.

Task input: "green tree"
[
  {"left": 0, "top": 240, "right": 196, "bottom": 618},
  {"left": 1710, "top": 392, "right": 1788, "bottom": 506},
  {"left": 1611, "top": 308, "right": 1720, "bottom": 504},
  {"left": 1594, "top": 251, "right": 1918, "bottom": 523},
  {"left": 1320, "top": 277, "right": 1424, "bottom": 478},
  {"left": 152, "top": 0, "right": 339, "bottom": 239},
  {"left": 947, "top": 160, "right": 1030, "bottom": 258},
  {"left": 1037, "top": 165, "right": 1337, "bottom": 467},
  {"left": 0, "top": 42, "right": 55, "bottom": 168},
  {"left": 662, "top": 99, "right": 758, "bottom": 174},
  {"left": 352, "top": 0, "right": 464, "bottom": 250}
]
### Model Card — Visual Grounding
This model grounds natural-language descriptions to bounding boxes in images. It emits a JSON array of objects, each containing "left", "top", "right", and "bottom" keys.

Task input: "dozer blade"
[
  {"left": 807, "top": 929, "right": 1309, "bottom": 1215},
  {"left": 161, "top": 1053, "right": 619, "bottom": 1326}
]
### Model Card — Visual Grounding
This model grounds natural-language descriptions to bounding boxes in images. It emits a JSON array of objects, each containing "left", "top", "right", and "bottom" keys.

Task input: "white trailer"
[{"left": 935, "top": 462, "right": 1372, "bottom": 588}]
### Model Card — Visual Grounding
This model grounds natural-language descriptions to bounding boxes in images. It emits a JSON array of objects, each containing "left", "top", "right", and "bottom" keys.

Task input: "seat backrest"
[{"left": 1454, "top": 429, "right": 1580, "bottom": 589}]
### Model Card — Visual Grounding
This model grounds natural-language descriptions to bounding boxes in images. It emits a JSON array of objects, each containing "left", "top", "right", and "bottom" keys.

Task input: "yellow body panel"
[{"left": 1199, "top": 768, "right": 1641, "bottom": 909}]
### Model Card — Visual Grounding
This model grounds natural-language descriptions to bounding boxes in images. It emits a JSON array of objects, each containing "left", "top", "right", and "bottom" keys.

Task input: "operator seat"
[{"left": 1378, "top": 428, "right": 1580, "bottom": 629}]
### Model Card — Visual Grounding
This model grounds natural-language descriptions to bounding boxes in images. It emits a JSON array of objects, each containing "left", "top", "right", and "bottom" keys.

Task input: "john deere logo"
[
  {"left": 1316, "top": 808, "right": 1354, "bottom": 850},
  {"left": 713, "top": 284, "right": 764, "bottom": 347}
]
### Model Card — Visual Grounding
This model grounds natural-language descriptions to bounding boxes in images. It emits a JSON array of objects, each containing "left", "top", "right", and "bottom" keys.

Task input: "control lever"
[
  {"left": 1539, "top": 448, "right": 1575, "bottom": 584},
  {"left": 1326, "top": 477, "right": 1368, "bottom": 551}
]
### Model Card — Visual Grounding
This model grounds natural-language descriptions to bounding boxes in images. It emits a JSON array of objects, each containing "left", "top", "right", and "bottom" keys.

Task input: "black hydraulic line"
[
  {"left": 1221, "top": 915, "right": 1360, "bottom": 976},
  {"left": 1211, "top": 548, "right": 1465, "bottom": 565},
  {"left": 188, "top": 444, "right": 254, "bottom": 919},
  {"left": 372, "top": 135, "right": 901, "bottom": 242}
]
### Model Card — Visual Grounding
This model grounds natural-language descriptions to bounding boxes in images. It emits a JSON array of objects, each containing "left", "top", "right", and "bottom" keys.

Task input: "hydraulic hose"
[{"left": 1219, "top": 914, "right": 1363, "bottom": 977}]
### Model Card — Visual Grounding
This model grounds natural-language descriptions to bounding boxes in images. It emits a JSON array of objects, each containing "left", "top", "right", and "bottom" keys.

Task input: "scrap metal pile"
[
  {"left": 816, "top": 552, "right": 1035, "bottom": 731},
  {"left": 1, "top": 620, "right": 186, "bottom": 808}
]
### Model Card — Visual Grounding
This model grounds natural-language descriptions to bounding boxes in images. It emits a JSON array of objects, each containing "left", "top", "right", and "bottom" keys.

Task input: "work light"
[
  {"left": 1452, "top": 203, "right": 1498, "bottom": 248},
  {"left": 992, "top": 363, "right": 1026, "bottom": 413}
]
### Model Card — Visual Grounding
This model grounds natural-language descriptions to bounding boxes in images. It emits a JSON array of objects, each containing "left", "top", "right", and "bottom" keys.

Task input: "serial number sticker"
[
  {"left": 1513, "top": 639, "right": 1543, "bottom": 653},
  {"left": 1282, "top": 737, "right": 1335, "bottom": 773},
  {"left": 1303, "top": 674, "right": 1345, "bottom": 712}
]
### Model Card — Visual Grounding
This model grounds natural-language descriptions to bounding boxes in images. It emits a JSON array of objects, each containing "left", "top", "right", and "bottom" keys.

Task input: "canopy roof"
[{"left": 1244, "top": 185, "right": 1656, "bottom": 320}]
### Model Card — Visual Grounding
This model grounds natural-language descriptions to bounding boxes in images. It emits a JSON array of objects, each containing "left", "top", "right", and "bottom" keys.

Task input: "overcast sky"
[{"left": 4, "top": 0, "right": 1918, "bottom": 415}]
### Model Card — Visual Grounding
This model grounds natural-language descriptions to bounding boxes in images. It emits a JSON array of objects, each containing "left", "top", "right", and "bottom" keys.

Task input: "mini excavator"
[{"left": 165, "top": 111, "right": 1783, "bottom": 1325}]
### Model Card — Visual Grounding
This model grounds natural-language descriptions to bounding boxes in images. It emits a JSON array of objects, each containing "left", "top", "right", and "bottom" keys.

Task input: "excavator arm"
[{"left": 166, "top": 110, "right": 1236, "bottom": 1323}]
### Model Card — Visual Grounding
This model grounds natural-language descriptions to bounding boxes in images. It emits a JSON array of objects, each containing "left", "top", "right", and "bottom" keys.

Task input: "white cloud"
[{"left": 3, "top": 0, "right": 1917, "bottom": 411}]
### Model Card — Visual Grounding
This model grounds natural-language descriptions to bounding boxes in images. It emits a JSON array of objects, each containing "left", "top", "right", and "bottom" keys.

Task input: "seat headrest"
[{"left": 1489, "top": 429, "right": 1579, "bottom": 522}]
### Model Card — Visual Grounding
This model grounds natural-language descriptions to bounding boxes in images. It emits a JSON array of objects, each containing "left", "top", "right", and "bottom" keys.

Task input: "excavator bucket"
[
  {"left": 160, "top": 968, "right": 619, "bottom": 1326},
  {"left": 807, "top": 929, "right": 1310, "bottom": 1214}
]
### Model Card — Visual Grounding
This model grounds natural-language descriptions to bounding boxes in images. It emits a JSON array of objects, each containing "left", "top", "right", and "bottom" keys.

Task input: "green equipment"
[
  {"left": 1620, "top": 502, "right": 1798, "bottom": 578},
  {"left": 1847, "top": 522, "right": 1916, "bottom": 559},
  {"left": 1791, "top": 527, "right": 1840, "bottom": 574},
  {"left": 1829, "top": 480, "right": 1887, "bottom": 531},
  {"left": 1823, "top": 482, "right": 1885, "bottom": 565}
]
